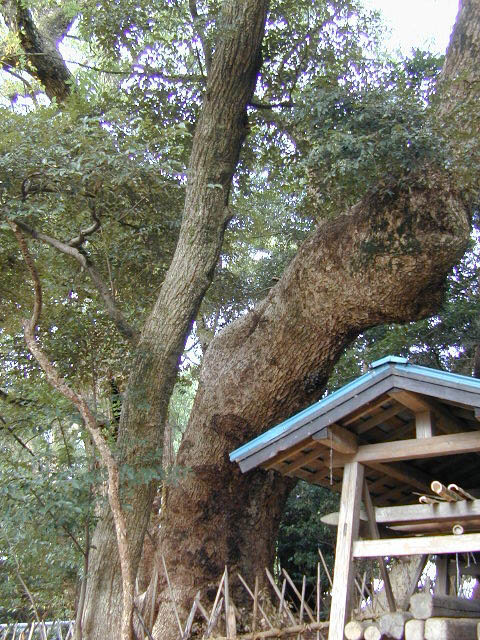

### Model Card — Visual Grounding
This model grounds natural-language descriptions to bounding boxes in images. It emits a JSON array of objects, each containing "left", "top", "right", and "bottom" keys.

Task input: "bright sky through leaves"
[{"left": 365, "top": 0, "right": 458, "bottom": 54}]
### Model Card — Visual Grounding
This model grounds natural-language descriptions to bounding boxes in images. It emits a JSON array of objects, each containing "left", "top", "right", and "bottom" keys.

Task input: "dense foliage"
[{"left": 0, "top": 0, "right": 476, "bottom": 624}]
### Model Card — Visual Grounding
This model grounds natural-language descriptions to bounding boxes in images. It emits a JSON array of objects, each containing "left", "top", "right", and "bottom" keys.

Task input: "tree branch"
[
  {"left": 10, "top": 222, "right": 135, "bottom": 640},
  {"left": 68, "top": 207, "right": 101, "bottom": 248},
  {"left": 188, "top": 0, "right": 212, "bottom": 74},
  {"left": 249, "top": 99, "right": 294, "bottom": 110},
  {"left": 1, "top": 0, "right": 72, "bottom": 103},
  {"left": 12, "top": 219, "right": 138, "bottom": 344}
]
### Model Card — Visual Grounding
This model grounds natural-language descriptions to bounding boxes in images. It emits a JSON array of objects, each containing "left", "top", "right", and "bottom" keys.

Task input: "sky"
[{"left": 364, "top": 0, "right": 459, "bottom": 55}]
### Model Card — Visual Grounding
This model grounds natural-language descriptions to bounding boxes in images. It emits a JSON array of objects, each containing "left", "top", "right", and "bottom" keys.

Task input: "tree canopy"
[{"left": 0, "top": 0, "right": 479, "bottom": 637}]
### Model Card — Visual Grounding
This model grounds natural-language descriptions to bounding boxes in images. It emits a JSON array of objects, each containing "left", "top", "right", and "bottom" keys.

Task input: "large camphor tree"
[{"left": 0, "top": 0, "right": 479, "bottom": 638}]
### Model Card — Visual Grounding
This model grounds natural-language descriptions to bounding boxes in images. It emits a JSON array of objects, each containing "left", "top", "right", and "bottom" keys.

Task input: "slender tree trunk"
[{"left": 81, "top": 1, "right": 269, "bottom": 637}]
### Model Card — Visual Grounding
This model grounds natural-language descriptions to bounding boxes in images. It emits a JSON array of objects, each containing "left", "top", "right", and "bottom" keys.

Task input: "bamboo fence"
[{"left": 1, "top": 558, "right": 331, "bottom": 640}]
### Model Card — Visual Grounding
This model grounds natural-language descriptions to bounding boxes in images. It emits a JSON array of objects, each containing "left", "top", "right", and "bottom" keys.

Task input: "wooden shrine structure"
[{"left": 230, "top": 356, "right": 480, "bottom": 640}]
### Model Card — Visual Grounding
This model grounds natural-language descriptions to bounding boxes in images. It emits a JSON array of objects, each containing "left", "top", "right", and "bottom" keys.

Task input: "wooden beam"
[
  {"left": 411, "top": 593, "right": 480, "bottom": 619},
  {"left": 424, "top": 617, "right": 479, "bottom": 640},
  {"left": 364, "top": 461, "right": 432, "bottom": 493},
  {"left": 313, "top": 424, "right": 358, "bottom": 454},
  {"left": 263, "top": 439, "right": 316, "bottom": 470},
  {"left": 352, "top": 404, "right": 404, "bottom": 435},
  {"left": 328, "top": 462, "right": 364, "bottom": 640},
  {"left": 390, "top": 381, "right": 480, "bottom": 434},
  {"left": 284, "top": 445, "right": 326, "bottom": 474},
  {"left": 332, "top": 430, "right": 480, "bottom": 467},
  {"left": 353, "top": 532, "right": 480, "bottom": 558},
  {"left": 342, "top": 395, "right": 392, "bottom": 426},
  {"left": 367, "top": 497, "right": 480, "bottom": 526},
  {"left": 388, "top": 390, "right": 429, "bottom": 413}
]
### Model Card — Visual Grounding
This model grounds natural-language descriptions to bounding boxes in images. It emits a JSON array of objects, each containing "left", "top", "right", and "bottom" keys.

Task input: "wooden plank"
[
  {"left": 363, "top": 480, "right": 396, "bottom": 612},
  {"left": 365, "top": 462, "right": 432, "bottom": 493},
  {"left": 390, "top": 374, "right": 480, "bottom": 414},
  {"left": 373, "top": 498, "right": 480, "bottom": 526},
  {"left": 313, "top": 424, "right": 358, "bottom": 454},
  {"left": 353, "top": 532, "right": 480, "bottom": 558},
  {"left": 351, "top": 403, "right": 403, "bottom": 435},
  {"left": 324, "top": 499, "right": 480, "bottom": 530},
  {"left": 327, "top": 462, "right": 364, "bottom": 640},
  {"left": 416, "top": 410, "right": 433, "bottom": 439},
  {"left": 389, "top": 390, "right": 430, "bottom": 413},
  {"left": 264, "top": 439, "right": 317, "bottom": 470},
  {"left": 283, "top": 445, "right": 326, "bottom": 474},
  {"left": 411, "top": 593, "right": 480, "bottom": 619},
  {"left": 342, "top": 394, "right": 393, "bottom": 426},
  {"left": 332, "top": 430, "right": 480, "bottom": 467}
]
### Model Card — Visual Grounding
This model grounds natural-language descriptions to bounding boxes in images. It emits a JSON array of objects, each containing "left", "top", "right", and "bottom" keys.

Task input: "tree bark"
[
  {"left": 80, "top": 1, "right": 269, "bottom": 638},
  {"left": 153, "top": 167, "right": 470, "bottom": 639}
]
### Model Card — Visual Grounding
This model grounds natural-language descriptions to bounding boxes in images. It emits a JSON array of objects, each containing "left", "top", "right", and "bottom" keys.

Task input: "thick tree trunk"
[
  {"left": 81, "top": 1, "right": 269, "bottom": 638},
  {"left": 153, "top": 168, "right": 470, "bottom": 638}
]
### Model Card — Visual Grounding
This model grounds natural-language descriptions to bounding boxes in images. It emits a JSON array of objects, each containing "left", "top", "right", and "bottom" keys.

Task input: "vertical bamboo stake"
[
  {"left": 279, "top": 579, "right": 286, "bottom": 615},
  {"left": 237, "top": 573, "right": 273, "bottom": 630},
  {"left": 316, "top": 563, "right": 321, "bottom": 640},
  {"left": 148, "top": 566, "right": 159, "bottom": 634},
  {"left": 224, "top": 566, "right": 230, "bottom": 638},
  {"left": 265, "top": 568, "right": 296, "bottom": 625},
  {"left": 161, "top": 555, "right": 183, "bottom": 639},
  {"left": 299, "top": 576, "right": 306, "bottom": 624},
  {"left": 208, "top": 571, "right": 225, "bottom": 633},
  {"left": 252, "top": 576, "right": 259, "bottom": 634},
  {"left": 27, "top": 623, "right": 35, "bottom": 640},
  {"left": 282, "top": 569, "right": 315, "bottom": 622},
  {"left": 318, "top": 550, "right": 333, "bottom": 589}
]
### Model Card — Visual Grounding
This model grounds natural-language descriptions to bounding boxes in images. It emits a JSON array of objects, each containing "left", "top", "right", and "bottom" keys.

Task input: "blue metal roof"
[{"left": 229, "top": 356, "right": 480, "bottom": 467}]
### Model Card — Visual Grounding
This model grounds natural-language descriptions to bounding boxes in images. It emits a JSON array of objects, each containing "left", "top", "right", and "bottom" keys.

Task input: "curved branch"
[
  {"left": 12, "top": 219, "right": 138, "bottom": 344},
  {"left": 68, "top": 208, "right": 101, "bottom": 248},
  {"left": 10, "top": 223, "right": 134, "bottom": 640}
]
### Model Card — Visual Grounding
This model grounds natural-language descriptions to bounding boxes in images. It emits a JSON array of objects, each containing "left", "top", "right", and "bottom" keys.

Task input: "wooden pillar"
[
  {"left": 415, "top": 410, "right": 433, "bottom": 439},
  {"left": 328, "top": 462, "right": 364, "bottom": 640},
  {"left": 435, "top": 556, "right": 449, "bottom": 596}
]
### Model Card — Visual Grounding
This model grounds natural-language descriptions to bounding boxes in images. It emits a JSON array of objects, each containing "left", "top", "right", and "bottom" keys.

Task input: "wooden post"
[
  {"left": 416, "top": 410, "right": 433, "bottom": 439},
  {"left": 328, "top": 462, "right": 364, "bottom": 640},
  {"left": 435, "top": 555, "right": 449, "bottom": 596}
]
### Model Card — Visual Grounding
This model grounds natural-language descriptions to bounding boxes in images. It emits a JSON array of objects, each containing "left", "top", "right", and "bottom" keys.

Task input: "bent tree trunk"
[
  {"left": 153, "top": 170, "right": 470, "bottom": 638},
  {"left": 152, "top": 4, "right": 480, "bottom": 636}
]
